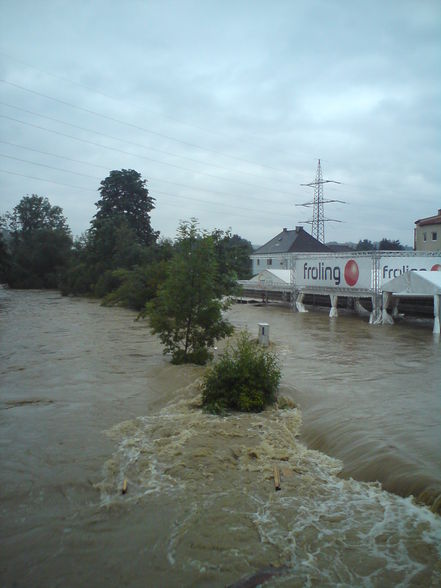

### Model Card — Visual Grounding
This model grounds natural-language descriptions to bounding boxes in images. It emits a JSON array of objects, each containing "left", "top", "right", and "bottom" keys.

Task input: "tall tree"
[
  {"left": 147, "top": 220, "right": 233, "bottom": 365},
  {"left": 62, "top": 170, "right": 159, "bottom": 296},
  {"left": 93, "top": 169, "right": 158, "bottom": 246}
]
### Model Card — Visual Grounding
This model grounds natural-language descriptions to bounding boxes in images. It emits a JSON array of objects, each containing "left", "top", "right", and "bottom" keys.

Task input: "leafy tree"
[
  {"left": 5, "top": 194, "right": 69, "bottom": 234},
  {"left": 201, "top": 331, "right": 281, "bottom": 414},
  {"left": 62, "top": 169, "right": 160, "bottom": 297},
  {"left": 101, "top": 239, "right": 174, "bottom": 309},
  {"left": 146, "top": 220, "right": 233, "bottom": 365},
  {"left": 212, "top": 231, "right": 253, "bottom": 293},
  {"left": 356, "top": 239, "right": 376, "bottom": 251},
  {"left": 0, "top": 221, "right": 11, "bottom": 282},
  {"left": 2, "top": 195, "right": 72, "bottom": 288},
  {"left": 93, "top": 169, "right": 158, "bottom": 246},
  {"left": 378, "top": 238, "right": 404, "bottom": 251},
  {"left": 101, "top": 260, "right": 169, "bottom": 310}
]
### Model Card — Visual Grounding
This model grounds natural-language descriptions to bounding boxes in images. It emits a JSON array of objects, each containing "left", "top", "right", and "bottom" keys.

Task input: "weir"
[{"left": 239, "top": 251, "right": 441, "bottom": 332}]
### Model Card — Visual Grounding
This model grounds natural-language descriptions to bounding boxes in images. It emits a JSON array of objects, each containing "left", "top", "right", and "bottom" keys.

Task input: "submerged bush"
[{"left": 201, "top": 331, "right": 281, "bottom": 414}]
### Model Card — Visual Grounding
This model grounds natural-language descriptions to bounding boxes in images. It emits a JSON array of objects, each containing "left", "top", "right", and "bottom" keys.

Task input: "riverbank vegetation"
[
  {"left": 1, "top": 169, "right": 253, "bottom": 364},
  {"left": 0, "top": 195, "right": 72, "bottom": 288},
  {"left": 1, "top": 169, "right": 253, "bottom": 300},
  {"left": 201, "top": 331, "right": 281, "bottom": 413}
]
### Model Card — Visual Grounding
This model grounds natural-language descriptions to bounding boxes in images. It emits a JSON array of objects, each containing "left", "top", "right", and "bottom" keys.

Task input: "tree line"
[
  {"left": 0, "top": 169, "right": 406, "bottom": 368},
  {"left": 355, "top": 238, "right": 405, "bottom": 251},
  {"left": 0, "top": 169, "right": 254, "bottom": 365}
]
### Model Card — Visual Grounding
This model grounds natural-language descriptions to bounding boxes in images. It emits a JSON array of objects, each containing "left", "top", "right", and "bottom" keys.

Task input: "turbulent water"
[{"left": 1, "top": 290, "right": 440, "bottom": 587}]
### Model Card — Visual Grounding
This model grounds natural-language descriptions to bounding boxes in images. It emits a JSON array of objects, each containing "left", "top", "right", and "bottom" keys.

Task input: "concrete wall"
[
  {"left": 415, "top": 223, "right": 441, "bottom": 252},
  {"left": 251, "top": 254, "right": 289, "bottom": 276}
]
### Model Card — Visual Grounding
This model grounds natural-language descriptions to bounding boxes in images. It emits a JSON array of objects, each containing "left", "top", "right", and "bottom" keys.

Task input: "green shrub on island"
[{"left": 201, "top": 332, "right": 281, "bottom": 414}]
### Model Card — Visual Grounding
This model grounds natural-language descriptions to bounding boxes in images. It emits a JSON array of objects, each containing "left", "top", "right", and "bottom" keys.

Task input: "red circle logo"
[
  {"left": 344, "top": 259, "right": 359, "bottom": 286},
  {"left": 431, "top": 264, "right": 441, "bottom": 271}
]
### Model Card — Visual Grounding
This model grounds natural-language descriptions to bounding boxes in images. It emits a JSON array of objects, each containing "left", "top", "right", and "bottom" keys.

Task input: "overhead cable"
[{"left": 0, "top": 78, "right": 290, "bottom": 175}]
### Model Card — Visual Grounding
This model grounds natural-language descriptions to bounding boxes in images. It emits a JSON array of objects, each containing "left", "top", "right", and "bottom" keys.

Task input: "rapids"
[{"left": 0, "top": 289, "right": 440, "bottom": 587}]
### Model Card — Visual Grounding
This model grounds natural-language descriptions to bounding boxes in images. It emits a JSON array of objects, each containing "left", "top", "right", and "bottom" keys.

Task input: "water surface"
[{"left": 0, "top": 290, "right": 440, "bottom": 587}]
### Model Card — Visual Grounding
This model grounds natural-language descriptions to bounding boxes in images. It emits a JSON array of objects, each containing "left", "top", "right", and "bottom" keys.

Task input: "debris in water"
[
  {"left": 121, "top": 478, "right": 128, "bottom": 495},
  {"left": 273, "top": 465, "right": 281, "bottom": 491}
]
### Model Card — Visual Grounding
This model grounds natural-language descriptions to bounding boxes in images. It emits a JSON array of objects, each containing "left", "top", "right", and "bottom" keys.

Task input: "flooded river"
[{"left": 1, "top": 289, "right": 440, "bottom": 587}]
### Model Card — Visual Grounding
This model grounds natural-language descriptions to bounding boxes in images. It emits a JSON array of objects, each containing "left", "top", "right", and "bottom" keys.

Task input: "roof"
[
  {"left": 415, "top": 209, "right": 441, "bottom": 227},
  {"left": 382, "top": 270, "right": 441, "bottom": 296},
  {"left": 248, "top": 269, "right": 291, "bottom": 285},
  {"left": 252, "top": 227, "right": 330, "bottom": 255}
]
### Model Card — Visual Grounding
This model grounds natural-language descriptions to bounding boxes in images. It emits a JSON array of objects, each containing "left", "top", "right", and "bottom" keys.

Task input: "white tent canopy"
[
  {"left": 247, "top": 269, "right": 291, "bottom": 288},
  {"left": 382, "top": 270, "right": 441, "bottom": 296},
  {"left": 382, "top": 270, "right": 441, "bottom": 333}
]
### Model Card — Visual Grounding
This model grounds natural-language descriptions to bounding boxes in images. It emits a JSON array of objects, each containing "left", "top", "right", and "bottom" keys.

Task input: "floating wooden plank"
[
  {"left": 122, "top": 478, "right": 128, "bottom": 495},
  {"left": 273, "top": 465, "right": 281, "bottom": 491}
]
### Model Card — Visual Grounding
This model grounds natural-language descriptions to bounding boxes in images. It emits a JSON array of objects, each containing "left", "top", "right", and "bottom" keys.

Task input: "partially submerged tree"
[{"left": 147, "top": 220, "right": 233, "bottom": 364}]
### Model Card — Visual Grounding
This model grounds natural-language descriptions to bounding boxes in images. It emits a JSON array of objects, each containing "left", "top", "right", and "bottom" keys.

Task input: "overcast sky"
[{"left": 1, "top": 0, "right": 440, "bottom": 246}]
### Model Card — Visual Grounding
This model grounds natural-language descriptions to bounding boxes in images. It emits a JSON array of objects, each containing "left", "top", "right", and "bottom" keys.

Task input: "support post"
[
  {"left": 296, "top": 292, "right": 308, "bottom": 313},
  {"left": 434, "top": 294, "right": 440, "bottom": 334},
  {"left": 354, "top": 299, "right": 370, "bottom": 317},
  {"left": 329, "top": 294, "right": 338, "bottom": 318},
  {"left": 258, "top": 323, "right": 270, "bottom": 346},
  {"left": 381, "top": 291, "right": 394, "bottom": 325},
  {"left": 392, "top": 297, "right": 401, "bottom": 318},
  {"left": 369, "top": 294, "right": 382, "bottom": 325}
]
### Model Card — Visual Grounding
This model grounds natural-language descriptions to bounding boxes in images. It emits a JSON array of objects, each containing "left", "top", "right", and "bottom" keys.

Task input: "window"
[
  {"left": 267, "top": 258, "right": 272, "bottom": 266},
  {"left": 432, "top": 232, "right": 438, "bottom": 241},
  {"left": 256, "top": 259, "right": 260, "bottom": 266},
  {"left": 423, "top": 232, "right": 427, "bottom": 242}
]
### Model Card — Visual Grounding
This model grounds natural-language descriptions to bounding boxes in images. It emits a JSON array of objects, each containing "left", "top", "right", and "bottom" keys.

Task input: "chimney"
[
  {"left": 295, "top": 226, "right": 302, "bottom": 232},
  {"left": 438, "top": 209, "right": 441, "bottom": 216},
  {"left": 283, "top": 227, "right": 287, "bottom": 232}
]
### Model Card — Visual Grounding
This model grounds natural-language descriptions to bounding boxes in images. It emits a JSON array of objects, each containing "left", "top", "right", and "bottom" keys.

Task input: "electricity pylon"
[{"left": 296, "top": 159, "right": 345, "bottom": 243}]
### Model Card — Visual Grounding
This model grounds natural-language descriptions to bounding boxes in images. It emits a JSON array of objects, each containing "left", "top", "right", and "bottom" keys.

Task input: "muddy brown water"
[{"left": 0, "top": 289, "right": 440, "bottom": 587}]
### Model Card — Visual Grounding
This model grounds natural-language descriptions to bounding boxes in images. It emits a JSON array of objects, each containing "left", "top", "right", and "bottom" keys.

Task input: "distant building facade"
[
  {"left": 250, "top": 226, "right": 329, "bottom": 275},
  {"left": 414, "top": 209, "right": 441, "bottom": 252}
]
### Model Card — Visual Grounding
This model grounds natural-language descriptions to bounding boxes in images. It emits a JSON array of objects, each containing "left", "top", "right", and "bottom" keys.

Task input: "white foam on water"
[{"left": 97, "top": 382, "right": 441, "bottom": 586}]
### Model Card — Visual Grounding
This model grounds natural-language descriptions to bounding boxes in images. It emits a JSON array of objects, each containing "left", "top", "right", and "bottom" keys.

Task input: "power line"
[
  {"left": 0, "top": 168, "right": 287, "bottom": 223},
  {"left": 0, "top": 153, "right": 98, "bottom": 180},
  {"left": 152, "top": 190, "right": 290, "bottom": 218},
  {"left": 0, "top": 141, "right": 290, "bottom": 205},
  {"left": 0, "top": 49, "right": 237, "bottom": 140},
  {"left": 0, "top": 168, "right": 96, "bottom": 192},
  {"left": 0, "top": 101, "right": 294, "bottom": 187},
  {"left": 0, "top": 139, "right": 109, "bottom": 170},
  {"left": 0, "top": 50, "right": 323, "bottom": 167},
  {"left": 0, "top": 78, "right": 290, "bottom": 175},
  {"left": 0, "top": 112, "right": 294, "bottom": 195}
]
